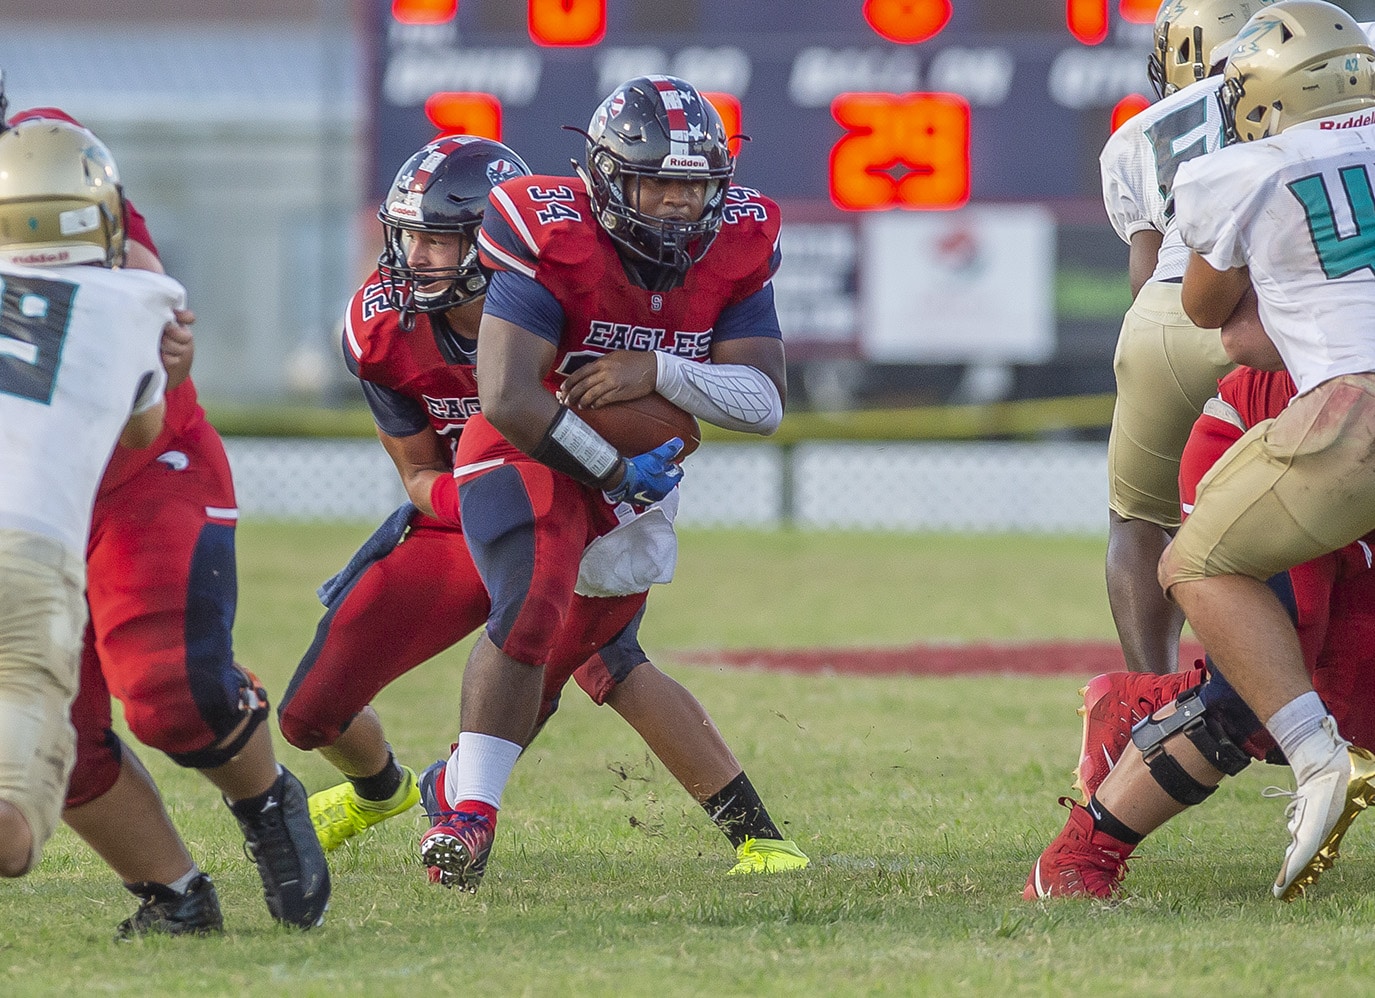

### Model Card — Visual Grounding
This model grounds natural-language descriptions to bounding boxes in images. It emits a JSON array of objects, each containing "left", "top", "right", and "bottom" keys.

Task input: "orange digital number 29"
[{"left": 829, "top": 93, "right": 970, "bottom": 210}]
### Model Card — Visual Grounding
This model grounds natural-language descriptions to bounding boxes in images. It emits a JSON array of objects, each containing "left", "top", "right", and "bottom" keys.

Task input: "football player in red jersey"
[
  {"left": 1024, "top": 362, "right": 1375, "bottom": 899},
  {"left": 418, "top": 76, "right": 802, "bottom": 891},
  {"left": 5, "top": 99, "right": 330, "bottom": 935},
  {"left": 277, "top": 133, "right": 807, "bottom": 886}
]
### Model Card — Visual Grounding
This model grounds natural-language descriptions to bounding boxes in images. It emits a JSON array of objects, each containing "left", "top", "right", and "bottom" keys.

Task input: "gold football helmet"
[
  {"left": 1221, "top": 0, "right": 1375, "bottom": 141},
  {"left": 0, "top": 118, "right": 126, "bottom": 268},
  {"left": 1150, "top": 0, "right": 1281, "bottom": 96}
]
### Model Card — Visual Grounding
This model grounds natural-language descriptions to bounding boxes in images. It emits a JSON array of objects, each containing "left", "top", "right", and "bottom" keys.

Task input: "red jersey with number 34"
[{"left": 477, "top": 174, "right": 781, "bottom": 384}]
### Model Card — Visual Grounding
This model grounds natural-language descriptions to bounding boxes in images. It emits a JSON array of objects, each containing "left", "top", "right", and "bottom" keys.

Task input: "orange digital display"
[
  {"left": 702, "top": 93, "right": 743, "bottom": 157},
  {"left": 1065, "top": 0, "right": 1110, "bottom": 45},
  {"left": 829, "top": 92, "right": 970, "bottom": 211},
  {"left": 1067, "top": 0, "right": 1155, "bottom": 42},
  {"left": 391, "top": 0, "right": 457, "bottom": 25},
  {"left": 424, "top": 92, "right": 503, "bottom": 141},
  {"left": 528, "top": 0, "right": 606, "bottom": 47},
  {"left": 1110, "top": 93, "right": 1151, "bottom": 131},
  {"left": 862, "top": 0, "right": 952, "bottom": 44},
  {"left": 1118, "top": 0, "right": 1157, "bottom": 23}
]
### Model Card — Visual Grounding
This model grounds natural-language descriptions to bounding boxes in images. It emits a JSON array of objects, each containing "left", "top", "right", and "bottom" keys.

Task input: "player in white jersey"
[
  {"left": 1097, "top": 0, "right": 1279, "bottom": 677},
  {"left": 1166, "top": 0, "right": 1375, "bottom": 901},
  {"left": 0, "top": 118, "right": 175, "bottom": 877}
]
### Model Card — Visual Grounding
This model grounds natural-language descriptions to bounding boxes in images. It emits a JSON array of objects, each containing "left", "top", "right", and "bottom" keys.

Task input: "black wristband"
[{"left": 529, "top": 407, "right": 622, "bottom": 487}]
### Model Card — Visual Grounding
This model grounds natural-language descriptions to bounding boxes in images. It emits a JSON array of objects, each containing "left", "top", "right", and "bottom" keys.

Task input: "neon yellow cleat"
[
  {"left": 727, "top": 837, "right": 811, "bottom": 875},
  {"left": 308, "top": 766, "right": 420, "bottom": 852}
]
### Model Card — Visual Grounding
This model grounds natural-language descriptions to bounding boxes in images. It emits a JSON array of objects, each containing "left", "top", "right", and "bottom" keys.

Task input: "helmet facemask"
[
  {"left": 1151, "top": 21, "right": 1208, "bottom": 97},
  {"left": 585, "top": 147, "right": 731, "bottom": 275},
  {"left": 377, "top": 221, "right": 486, "bottom": 328}
]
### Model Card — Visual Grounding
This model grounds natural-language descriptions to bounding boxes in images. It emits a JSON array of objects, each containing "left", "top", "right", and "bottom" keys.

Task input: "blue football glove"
[{"left": 605, "top": 437, "right": 685, "bottom": 505}]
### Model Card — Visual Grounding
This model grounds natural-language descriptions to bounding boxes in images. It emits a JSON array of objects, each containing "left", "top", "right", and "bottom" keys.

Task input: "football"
[{"left": 574, "top": 392, "right": 701, "bottom": 460}]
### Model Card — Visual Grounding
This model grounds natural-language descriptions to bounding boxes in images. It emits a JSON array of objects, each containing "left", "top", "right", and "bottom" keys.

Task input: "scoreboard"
[{"left": 366, "top": 0, "right": 1162, "bottom": 210}]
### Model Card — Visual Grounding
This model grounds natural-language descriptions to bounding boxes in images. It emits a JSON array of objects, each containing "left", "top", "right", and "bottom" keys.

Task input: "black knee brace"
[{"left": 1130, "top": 687, "right": 1252, "bottom": 806}]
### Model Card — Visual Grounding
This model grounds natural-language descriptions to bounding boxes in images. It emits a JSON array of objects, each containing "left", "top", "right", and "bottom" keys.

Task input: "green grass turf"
[{"left": 10, "top": 524, "right": 1375, "bottom": 996}]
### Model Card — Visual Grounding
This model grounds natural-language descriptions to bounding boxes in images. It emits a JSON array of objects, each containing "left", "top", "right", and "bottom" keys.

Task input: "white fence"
[{"left": 223, "top": 438, "right": 1109, "bottom": 533}]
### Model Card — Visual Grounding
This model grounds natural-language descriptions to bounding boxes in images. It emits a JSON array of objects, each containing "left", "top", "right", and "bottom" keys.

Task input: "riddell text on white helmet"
[{"left": 662, "top": 154, "right": 711, "bottom": 170}]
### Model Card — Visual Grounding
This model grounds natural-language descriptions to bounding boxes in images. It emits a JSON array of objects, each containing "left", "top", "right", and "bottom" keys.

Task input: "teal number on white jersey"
[
  {"left": 1288, "top": 167, "right": 1375, "bottom": 280},
  {"left": 1144, "top": 92, "right": 1217, "bottom": 218},
  {"left": 0, "top": 274, "right": 76, "bottom": 404}
]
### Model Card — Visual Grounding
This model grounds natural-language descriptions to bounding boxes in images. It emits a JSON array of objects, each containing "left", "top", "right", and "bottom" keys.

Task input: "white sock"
[
  {"left": 1268, "top": 692, "right": 1343, "bottom": 782},
  {"left": 167, "top": 866, "right": 201, "bottom": 894},
  {"left": 446, "top": 732, "right": 521, "bottom": 810}
]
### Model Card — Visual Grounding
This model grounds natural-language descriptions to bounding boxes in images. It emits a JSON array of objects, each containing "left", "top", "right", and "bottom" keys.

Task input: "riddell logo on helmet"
[
  {"left": 1320, "top": 109, "right": 1375, "bottom": 129},
  {"left": 663, "top": 155, "right": 709, "bottom": 169},
  {"left": 6, "top": 248, "right": 75, "bottom": 265}
]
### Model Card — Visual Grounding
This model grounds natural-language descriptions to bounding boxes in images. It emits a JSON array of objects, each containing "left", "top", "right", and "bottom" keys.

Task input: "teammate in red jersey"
[
  {"left": 1024, "top": 363, "right": 1375, "bottom": 899},
  {"left": 6, "top": 101, "right": 329, "bottom": 935},
  {"left": 417, "top": 76, "right": 800, "bottom": 892},
  {"left": 277, "top": 134, "right": 807, "bottom": 885}
]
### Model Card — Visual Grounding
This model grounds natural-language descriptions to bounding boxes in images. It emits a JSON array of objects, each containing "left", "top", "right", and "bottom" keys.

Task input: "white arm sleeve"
[{"left": 654, "top": 350, "right": 783, "bottom": 435}]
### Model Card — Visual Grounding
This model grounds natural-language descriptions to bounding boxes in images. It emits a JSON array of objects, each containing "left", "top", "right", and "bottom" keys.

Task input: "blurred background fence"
[{"left": 227, "top": 438, "right": 1107, "bottom": 531}]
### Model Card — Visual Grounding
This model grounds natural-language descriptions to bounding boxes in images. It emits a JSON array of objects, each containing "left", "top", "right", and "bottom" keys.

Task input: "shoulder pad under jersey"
[
  {"left": 343, "top": 271, "right": 405, "bottom": 369},
  {"left": 692, "top": 185, "right": 783, "bottom": 292},
  {"left": 478, "top": 174, "right": 598, "bottom": 278}
]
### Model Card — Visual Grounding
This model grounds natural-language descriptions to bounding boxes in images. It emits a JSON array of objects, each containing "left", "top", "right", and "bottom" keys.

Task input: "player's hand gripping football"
[
  {"left": 560, "top": 349, "right": 657, "bottom": 408},
  {"left": 605, "top": 437, "right": 685, "bottom": 505}
]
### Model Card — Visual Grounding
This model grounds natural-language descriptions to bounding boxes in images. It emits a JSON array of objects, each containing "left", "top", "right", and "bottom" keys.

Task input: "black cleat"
[
  {"left": 230, "top": 768, "right": 331, "bottom": 929},
  {"left": 115, "top": 873, "right": 224, "bottom": 941}
]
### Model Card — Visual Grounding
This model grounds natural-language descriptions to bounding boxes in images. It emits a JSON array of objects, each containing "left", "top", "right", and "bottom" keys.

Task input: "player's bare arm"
[
  {"left": 1218, "top": 287, "right": 1284, "bottom": 372},
  {"left": 1128, "top": 228, "right": 1164, "bottom": 299},
  {"left": 378, "top": 426, "right": 451, "bottom": 516},
  {"left": 119, "top": 400, "right": 166, "bottom": 449},
  {"left": 1180, "top": 251, "right": 1249, "bottom": 330},
  {"left": 478, "top": 313, "right": 634, "bottom": 491},
  {"left": 124, "top": 238, "right": 163, "bottom": 273},
  {"left": 474, "top": 313, "right": 563, "bottom": 453}
]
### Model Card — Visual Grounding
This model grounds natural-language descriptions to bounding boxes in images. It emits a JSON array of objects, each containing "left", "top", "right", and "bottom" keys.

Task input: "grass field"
[{"left": 10, "top": 525, "right": 1375, "bottom": 996}]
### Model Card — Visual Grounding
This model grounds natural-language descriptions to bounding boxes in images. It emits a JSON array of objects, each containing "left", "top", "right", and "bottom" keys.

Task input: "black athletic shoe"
[
  {"left": 115, "top": 873, "right": 224, "bottom": 941},
  {"left": 230, "top": 768, "right": 331, "bottom": 929}
]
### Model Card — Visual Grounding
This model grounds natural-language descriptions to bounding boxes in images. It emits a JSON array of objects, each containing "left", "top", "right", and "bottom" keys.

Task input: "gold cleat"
[{"left": 1273, "top": 744, "right": 1375, "bottom": 902}]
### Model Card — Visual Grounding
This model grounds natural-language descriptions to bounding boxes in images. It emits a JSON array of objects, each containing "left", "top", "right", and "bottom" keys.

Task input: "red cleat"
[
  {"left": 1074, "top": 665, "right": 1205, "bottom": 801},
  {"left": 1023, "top": 798, "right": 1134, "bottom": 900}
]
